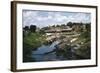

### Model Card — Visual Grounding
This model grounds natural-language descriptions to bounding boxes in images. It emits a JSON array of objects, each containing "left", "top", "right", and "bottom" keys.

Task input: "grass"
[{"left": 24, "top": 32, "right": 46, "bottom": 49}]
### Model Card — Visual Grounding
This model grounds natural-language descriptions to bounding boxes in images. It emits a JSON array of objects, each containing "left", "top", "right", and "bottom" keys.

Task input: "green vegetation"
[
  {"left": 75, "top": 30, "right": 91, "bottom": 59},
  {"left": 24, "top": 32, "right": 46, "bottom": 49},
  {"left": 76, "top": 41, "right": 91, "bottom": 59},
  {"left": 70, "top": 24, "right": 91, "bottom": 59},
  {"left": 23, "top": 25, "right": 50, "bottom": 62}
]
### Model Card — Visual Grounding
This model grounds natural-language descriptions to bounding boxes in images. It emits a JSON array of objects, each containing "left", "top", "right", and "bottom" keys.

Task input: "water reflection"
[
  {"left": 32, "top": 41, "right": 66, "bottom": 61},
  {"left": 31, "top": 40, "right": 87, "bottom": 62}
]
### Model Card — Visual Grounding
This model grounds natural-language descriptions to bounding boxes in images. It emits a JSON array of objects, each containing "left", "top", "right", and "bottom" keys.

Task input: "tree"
[
  {"left": 52, "top": 25, "right": 56, "bottom": 27},
  {"left": 61, "top": 24, "right": 66, "bottom": 28},
  {"left": 30, "top": 25, "right": 36, "bottom": 32},
  {"left": 23, "top": 26, "right": 29, "bottom": 31},
  {"left": 86, "top": 23, "right": 91, "bottom": 31},
  {"left": 39, "top": 29, "right": 45, "bottom": 34},
  {"left": 42, "top": 26, "right": 50, "bottom": 30},
  {"left": 56, "top": 24, "right": 60, "bottom": 27},
  {"left": 67, "top": 22, "right": 73, "bottom": 27}
]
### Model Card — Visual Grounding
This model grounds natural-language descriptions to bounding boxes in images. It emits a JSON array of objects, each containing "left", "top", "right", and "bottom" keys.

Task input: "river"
[
  {"left": 31, "top": 41, "right": 68, "bottom": 61},
  {"left": 31, "top": 40, "right": 84, "bottom": 62}
]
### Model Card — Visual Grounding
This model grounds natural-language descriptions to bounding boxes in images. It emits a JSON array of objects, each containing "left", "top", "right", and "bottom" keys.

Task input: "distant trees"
[
  {"left": 23, "top": 26, "right": 29, "bottom": 31},
  {"left": 86, "top": 23, "right": 91, "bottom": 31},
  {"left": 42, "top": 26, "right": 50, "bottom": 30},
  {"left": 67, "top": 22, "right": 73, "bottom": 27},
  {"left": 56, "top": 25, "right": 60, "bottom": 27},
  {"left": 59, "top": 24, "right": 66, "bottom": 28},
  {"left": 23, "top": 22, "right": 91, "bottom": 33},
  {"left": 30, "top": 25, "right": 36, "bottom": 32},
  {"left": 23, "top": 25, "right": 37, "bottom": 33},
  {"left": 52, "top": 25, "right": 56, "bottom": 27}
]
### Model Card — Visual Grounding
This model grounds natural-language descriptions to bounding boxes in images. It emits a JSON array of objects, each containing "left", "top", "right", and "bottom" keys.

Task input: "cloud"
[
  {"left": 36, "top": 15, "right": 52, "bottom": 21},
  {"left": 23, "top": 11, "right": 37, "bottom": 18},
  {"left": 74, "top": 13, "right": 91, "bottom": 22},
  {"left": 23, "top": 10, "right": 39, "bottom": 27},
  {"left": 23, "top": 10, "right": 91, "bottom": 28},
  {"left": 64, "top": 13, "right": 91, "bottom": 23},
  {"left": 53, "top": 13, "right": 68, "bottom": 22}
]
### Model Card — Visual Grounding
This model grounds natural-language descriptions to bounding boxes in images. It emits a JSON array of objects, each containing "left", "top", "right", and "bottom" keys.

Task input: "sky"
[{"left": 23, "top": 10, "right": 91, "bottom": 28}]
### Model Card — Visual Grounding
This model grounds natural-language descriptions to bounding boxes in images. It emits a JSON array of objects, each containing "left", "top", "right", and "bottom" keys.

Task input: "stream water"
[
  {"left": 32, "top": 41, "right": 66, "bottom": 61},
  {"left": 31, "top": 40, "right": 83, "bottom": 62}
]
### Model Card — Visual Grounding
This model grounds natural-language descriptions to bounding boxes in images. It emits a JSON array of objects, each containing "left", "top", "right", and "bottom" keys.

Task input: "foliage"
[
  {"left": 24, "top": 32, "right": 46, "bottom": 49},
  {"left": 30, "top": 25, "right": 36, "bottom": 32},
  {"left": 76, "top": 41, "right": 91, "bottom": 59},
  {"left": 75, "top": 26, "right": 91, "bottom": 59},
  {"left": 23, "top": 26, "right": 29, "bottom": 31},
  {"left": 67, "top": 22, "right": 73, "bottom": 27},
  {"left": 23, "top": 32, "right": 46, "bottom": 62}
]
